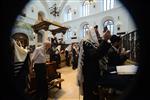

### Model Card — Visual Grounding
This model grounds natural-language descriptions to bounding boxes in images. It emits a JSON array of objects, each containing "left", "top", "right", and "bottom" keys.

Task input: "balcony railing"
[{"left": 121, "top": 30, "right": 139, "bottom": 62}]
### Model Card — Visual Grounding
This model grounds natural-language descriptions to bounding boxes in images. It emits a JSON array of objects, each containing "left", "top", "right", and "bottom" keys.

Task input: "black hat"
[
  {"left": 110, "top": 35, "right": 121, "bottom": 43},
  {"left": 94, "top": 25, "right": 98, "bottom": 28}
]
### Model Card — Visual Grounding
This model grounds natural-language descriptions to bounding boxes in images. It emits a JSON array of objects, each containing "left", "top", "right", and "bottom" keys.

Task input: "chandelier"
[
  {"left": 88, "top": 0, "right": 95, "bottom": 3},
  {"left": 84, "top": 0, "right": 96, "bottom": 7},
  {"left": 84, "top": 0, "right": 96, "bottom": 4},
  {"left": 49, "top": 3, "right": 59, "bottom": 17}
]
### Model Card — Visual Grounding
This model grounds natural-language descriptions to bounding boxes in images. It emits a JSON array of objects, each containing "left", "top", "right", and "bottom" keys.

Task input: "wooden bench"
[
  {"left": 28, "top": 62, "right": 64, "bottom": 96},
  {"left": 46, "top": 62, "right": 64, "bottom": 89}
]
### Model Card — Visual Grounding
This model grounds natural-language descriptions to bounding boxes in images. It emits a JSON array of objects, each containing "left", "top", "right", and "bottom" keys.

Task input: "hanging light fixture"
[
  {"left": 116, "top": 16, "right": 122, "bottom": 31},
  {"left": 49, "top": 3, "right": 60, "bottom": 17},
  {"left": 84, "top": 0, "right": 96, "bottom": 4},
  {"left": 89, "top": 0, "right": 96, "bottom": 4},
  {"left": 84, "top": 0, "right": 96, "bottom": 8}
]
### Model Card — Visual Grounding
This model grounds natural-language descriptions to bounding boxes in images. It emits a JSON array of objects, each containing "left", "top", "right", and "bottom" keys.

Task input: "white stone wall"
[
  {"left": 18, "top": 0, "right": 136, "bottom": 44},
  {"left": 58, "top": 0, "right": 136, "bottom": 44},
  {"left": 23, "top": 0, "right": 50, "bottom": 21}
]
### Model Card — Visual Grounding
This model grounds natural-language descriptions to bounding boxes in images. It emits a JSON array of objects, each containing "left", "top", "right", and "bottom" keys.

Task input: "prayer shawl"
[
  {"left": 77, "top": 27, "right": 99, "bottom": 95},
  {"left": 12, "top": 39, "right": 30, "bottom": 94},
  {"left": 12, "top": 39, "right": 28, "bottom": 77},
  {"left": 13, "top": 39, "right": 28, "bottom": 62}
]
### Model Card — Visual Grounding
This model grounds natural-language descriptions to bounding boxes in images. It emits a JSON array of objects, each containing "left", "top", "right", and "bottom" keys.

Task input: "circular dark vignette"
[{"left": 0, "top": 0, "right": 148, "bottom": 100}]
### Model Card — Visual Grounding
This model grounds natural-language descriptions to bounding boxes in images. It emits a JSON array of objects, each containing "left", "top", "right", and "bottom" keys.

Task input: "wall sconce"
[
  {"left": 73, "top": 8, "right": 77, "bottom": 15},
  {"left": 93, "top": 4, "right": 96, "bottom": 8},
  {"left": 74, "top": 32, "right": 76, "bottom": 36},
  {"left": 117, "top": 22, "right": 121, "bottom": 31},
  {"left": 92, "top": 0, "right": 96, "bottom": 8},
  {"left": 31, "top": 6, "right": 35, "bottom": 13},
  {"left": 116, "top": 16, "right": 122, "bottom": 31},
  {"left": 71, "top": 31, "right": 77, "bottom": 40}
]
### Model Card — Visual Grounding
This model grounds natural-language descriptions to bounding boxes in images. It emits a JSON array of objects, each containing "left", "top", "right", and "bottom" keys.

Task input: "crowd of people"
[
  {"left": 77, "top": 25, "right": 132, "bottom": 100},
  {"left": 10, "top": 24, "right": 132, "bottom": 100}
]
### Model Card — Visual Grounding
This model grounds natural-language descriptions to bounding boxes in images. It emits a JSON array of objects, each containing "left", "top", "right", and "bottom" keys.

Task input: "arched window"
[
  {"left": 104, "top": 0, "right": 115, "bottom": 11},
  {"left": 82, "top": 24, "right": 89, "bottom": 37},
  {"left": 104, "top": 20, "right": 114, "bottom": 34},
  {"left": 82, "top": 1, "right": 90, "bottom": 16},
  {"left": 67, "top": 8, "right": 72, "bottom": 21}
]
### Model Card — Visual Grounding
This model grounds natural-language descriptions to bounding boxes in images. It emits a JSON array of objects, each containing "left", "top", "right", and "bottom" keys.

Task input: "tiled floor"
[{"left": 48, "top": 66, "right": 83, "bottom": 100}]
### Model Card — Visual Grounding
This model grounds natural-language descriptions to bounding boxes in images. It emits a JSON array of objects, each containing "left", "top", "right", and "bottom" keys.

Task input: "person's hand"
[
  {"left": 120, "top": 49, "right": 131, "bottom": 57},
  {"left": 125, "top": 50, "right": 131, "bottom": 57},
  {"left": 120, "top": 48, "right": 125, "bottom": 54},
  {"left": 103, "top": 30, "right": 111, "bottom": 41},
  {"left": 126, "top": 50, "right": 131, "bottom": 53}
]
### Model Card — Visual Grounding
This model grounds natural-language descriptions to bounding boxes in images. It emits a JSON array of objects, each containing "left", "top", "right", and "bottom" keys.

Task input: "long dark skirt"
[
  {"left": 83, "top": 82, "right": 99, "bottom": 100},
  {"left": 34, "top": 63, "right": 48, "bottom": 100}
]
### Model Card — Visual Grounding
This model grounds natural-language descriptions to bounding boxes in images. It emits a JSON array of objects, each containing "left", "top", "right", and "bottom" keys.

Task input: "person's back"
[
  {"left": 77, "top": 26, "right": 111, "bottom": 100},
  {"left": 31, "top": 41, "right": 51, "bottom": 100},
  {"left": 32, "top": 46, "right": 46, "bottom": 64},
  {"left": 71, "top": 46, "right": 78, "bottom": 69},
  {"left": 11, "top": 39, "right": 30, "bottom": 99},
  {"left": 107, "top": 35, "right": 129, "bottom": 68}
]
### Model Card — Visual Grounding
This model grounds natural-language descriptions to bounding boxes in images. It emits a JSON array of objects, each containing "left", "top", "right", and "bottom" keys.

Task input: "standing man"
[
  {"left": 65, "top": 45, "right": 71, "bottom": 66},
  {"left": 107, "top": 35, "right": 130, "bottom": 71},
  {"left": 77, "top": 26, "right": 111, "bottom": 100},
  {"left": 71, "top": 43, "right": 79, "bottom": 70},
  {"left": 31, "top": 41, "right": 51, "bottom": 100}
]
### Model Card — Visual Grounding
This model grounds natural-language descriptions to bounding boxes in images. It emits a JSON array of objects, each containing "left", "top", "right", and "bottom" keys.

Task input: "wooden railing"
[{"left": 121, "top": 30, "right": 139, "bottom": 62}]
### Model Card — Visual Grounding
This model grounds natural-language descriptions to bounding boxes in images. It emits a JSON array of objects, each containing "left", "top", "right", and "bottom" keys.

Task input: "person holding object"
[
  {"left": 108, "top": 35, "right": 130, "bottom": 69},
  {"left": 31, "top": 41, "right": 51, "bottom": 100},
  {"left": 99, "top": 35, "right": 133, "bottom": 92},
  {"left": 77, "top": 25, "right": 111, "bottom": 100}
]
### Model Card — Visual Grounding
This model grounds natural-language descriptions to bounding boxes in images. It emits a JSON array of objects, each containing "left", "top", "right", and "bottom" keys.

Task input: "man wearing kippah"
[{"left": 31, "top": 41, "right": 51, "bottom": 100}]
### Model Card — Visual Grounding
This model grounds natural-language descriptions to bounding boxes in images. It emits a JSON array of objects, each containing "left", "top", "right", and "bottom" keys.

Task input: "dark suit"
[
  {"left": 65, "top": 50, "right": 70, "bottom": 66},
  {"left": 82, "top": 40, "right": 111, "bottom": 100},
  {"left": 100, "top": 46, "right": 133, "bottom": 91},
  {"left": 107, "top": 46, "right": 128, "bottom": 72},
  {"left": 71, "top": 48, "right": 78, "bottom": 69}
]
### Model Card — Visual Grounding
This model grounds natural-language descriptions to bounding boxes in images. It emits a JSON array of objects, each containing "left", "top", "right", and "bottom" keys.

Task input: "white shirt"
[{"left": 31, "top": 46, "right": 46, "bottom": 64}]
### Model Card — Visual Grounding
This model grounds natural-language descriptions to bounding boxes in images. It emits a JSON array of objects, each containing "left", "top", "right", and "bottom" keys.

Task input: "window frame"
[
  {"left": 82, "top": 1, "right": 90, "bottom": 16},
  {"left": 103, "top": 20, "right": 114, "bottom": 35},
  {"left": 82, "top": 24, "right": 89, "bottom": 37},
  {"left": 104, "top": 0, "right": 115, "bottom": 11}
]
